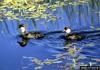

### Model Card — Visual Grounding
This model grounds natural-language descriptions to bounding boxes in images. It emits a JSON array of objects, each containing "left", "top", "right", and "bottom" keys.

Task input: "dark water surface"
[{"left": 0, "top": 30, "right": 100, "bottom": 70}]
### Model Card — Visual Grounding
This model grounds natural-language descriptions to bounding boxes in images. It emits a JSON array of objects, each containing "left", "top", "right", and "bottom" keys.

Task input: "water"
[
  {"left": 0, "top": 30, "right": 100, "bottom": 70},
  {"left": 0, "top": 0, "right": 100, "bottom": 70}
]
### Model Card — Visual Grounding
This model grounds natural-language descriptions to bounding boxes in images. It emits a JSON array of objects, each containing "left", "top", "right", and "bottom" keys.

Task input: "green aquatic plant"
[{"left": 0, "top": 0, "right": 90, "bottom": 21}]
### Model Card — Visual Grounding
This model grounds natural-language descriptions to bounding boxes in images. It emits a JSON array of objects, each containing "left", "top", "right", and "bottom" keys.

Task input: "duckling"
[
  {"left": 18, "top": 24, "right": 45, "bottom": 39},
  {"left": 64, "top": 27, "right": 85, "bottom": 41},
  {"left": 17, "top": 24, "right": 45, "bottom": 47}
]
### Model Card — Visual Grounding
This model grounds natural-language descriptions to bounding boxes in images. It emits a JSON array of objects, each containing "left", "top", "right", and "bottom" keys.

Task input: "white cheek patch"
[
  {"left": 20, "top": 27, "right": 26, "bottom": 33},
  {"left": 66, "top": 29, "right": 71, "bottom": 33}
]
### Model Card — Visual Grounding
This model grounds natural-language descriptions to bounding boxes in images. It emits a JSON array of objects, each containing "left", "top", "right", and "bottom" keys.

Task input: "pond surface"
[
  {"left": 0, "top": 0, "right": 100, "bottom": 70},
  {"left": 0, "top": 30, "right": 100, "bottom": 70}
]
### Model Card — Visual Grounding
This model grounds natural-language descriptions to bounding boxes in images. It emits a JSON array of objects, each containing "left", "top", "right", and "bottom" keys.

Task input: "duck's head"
[
  {"left": 64, "top": 27, "right": 71, "bottom": 34},
  {"left": 18, "top": 24, "right": 26, "bottom": 35}
]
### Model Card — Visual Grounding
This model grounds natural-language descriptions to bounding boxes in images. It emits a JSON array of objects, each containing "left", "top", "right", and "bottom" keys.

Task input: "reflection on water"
[
  {"left": 0, "top": 29, "right": 100, "bottom": 70},
  {"left": 0, "top": 0, "right": 100, "bottom": 70},
  {"left": 17, "top": 30, "right": 100, "bottom": 70},
  {"left": 0, "top": 31, "right": 100, "bottom": 70}
]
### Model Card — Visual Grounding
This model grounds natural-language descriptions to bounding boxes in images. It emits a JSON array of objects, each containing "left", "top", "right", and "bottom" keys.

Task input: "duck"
[
  {"left": 64, "top": 27, "right": 85, "bottom": 41},
  {"left": 18, "top": 24, "right": 45, "bottom": 39},
  {"left": 17, "top": 24, "right": 45, "bottom": 47}
]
